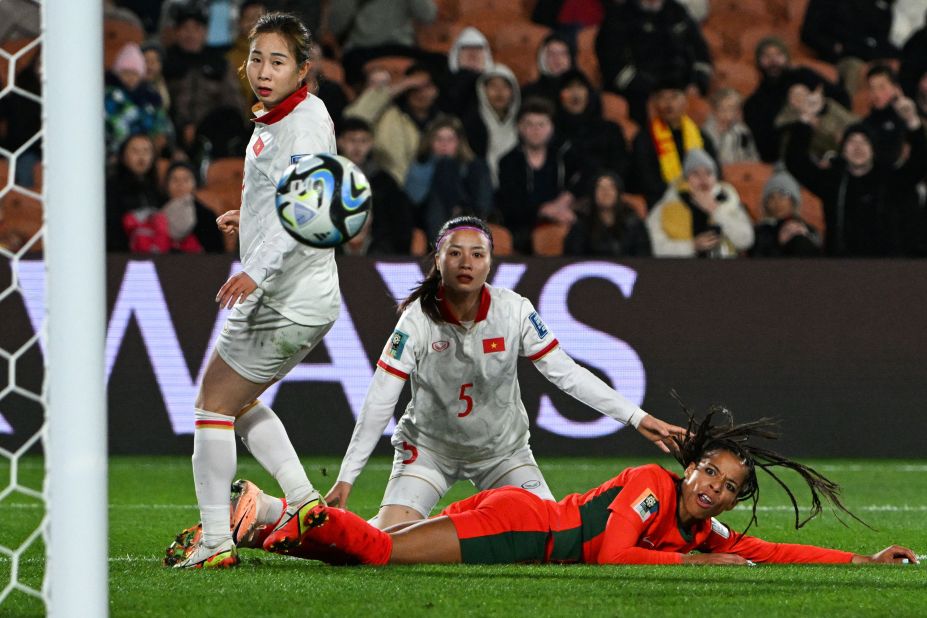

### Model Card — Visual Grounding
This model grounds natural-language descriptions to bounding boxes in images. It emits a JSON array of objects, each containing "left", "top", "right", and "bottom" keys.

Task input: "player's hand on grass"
[
  {"left": 853, "top": 545, "right": 919, "bottom": 564},
  {"left": 216, "top": 272, "right": 257, "bottom": 309},
  {"left": 636, "top": 413, "right": 686, "bottom": 454},
  {"left": 325, "top": 481, "right": 352, "bottom": 509},
  {"left": 216, "top": 210, "right": 240, "bottom": 236},
  {"left": 682, "top": 552, "right": 750, "bottom": 566}
]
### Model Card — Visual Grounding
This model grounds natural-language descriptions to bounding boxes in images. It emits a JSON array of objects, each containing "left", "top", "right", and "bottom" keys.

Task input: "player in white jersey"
[
  {"left": 314, "top": 216, "right": 686, "bottom": 531},
  {"left": 177, "top": 12, "right": 338, "bottom": 569}
]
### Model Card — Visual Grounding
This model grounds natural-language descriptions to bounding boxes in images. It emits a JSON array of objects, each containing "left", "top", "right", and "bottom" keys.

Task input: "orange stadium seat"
[
  {"left": 600, "top": 92, "right": 639, "bottom": 142},
  {"left": 320, "top": 58, "right": 346, "bottom": 87},
  {"left": 531, "top": 223, "right": 570, "bottom": 256},
  {"left": 712, "top": 59, "right": 759, "bottom": 97},
  {"left": 488, "top": 223, "right": 513, "bottom": 256},
  {"left": 576, "top": 26, "right": 601, "bottom": 88},
  {"left": 0, "top": 187, "right": 43, "bottom": 253},
  {"left": 0, "top": 38, "right": 41, "bottom": 87},
  {"left": 103, "top": 18, "right": 144, "bottom": 69},
  {"left": 410, "top": 228, "right": 428, "bottom": 256},
  {"left": 416, "top": 22, "right": 466, "bottom": 54},
  {"left": 492, "top": 22, "right": 551, "bottom": 85},
  {"left": 622, "top": 194, "right": 648, "bottom": 220},
  {"left": 433, "top": 0, "right": 461, "bottom": 21},
  {"left": 0, "top": 158, "right": 9, "bottom": 190},
  {"left": 723, "top": 161, "right": 774, "bottom": 221},
  {"left": 686, "top": 92, "right": 711, "bottom": 126},
  {"left": 458, "top": 0, "right": 528, "bottom": 20},
  {"left": 205, "top": 157, "right": 245, "bottom": 189}
]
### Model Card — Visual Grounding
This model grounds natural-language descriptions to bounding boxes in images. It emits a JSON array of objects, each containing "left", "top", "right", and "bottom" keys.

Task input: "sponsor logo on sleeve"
[
  {"left": 710, "top": 517, "right": 730, "bottom": 539},
  {"left": 386, "top": 329, "right": 409, "bottom": 360},
  {"left": 632, "top": 489, "right": 659, "bottom": 522},
  {"left": 528, "top": 311, "right": 549, "bottom": 339}
]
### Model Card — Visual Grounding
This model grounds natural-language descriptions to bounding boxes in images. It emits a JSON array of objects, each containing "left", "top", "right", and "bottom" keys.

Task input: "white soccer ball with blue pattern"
[{"left": 275, "top": 153, "right": 372, "bottom": 248}]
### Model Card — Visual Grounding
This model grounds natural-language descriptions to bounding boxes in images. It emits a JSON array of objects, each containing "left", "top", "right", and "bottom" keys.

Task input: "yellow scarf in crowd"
[{"left": 650, "top": 115, "right": 703, "bottom": 183}]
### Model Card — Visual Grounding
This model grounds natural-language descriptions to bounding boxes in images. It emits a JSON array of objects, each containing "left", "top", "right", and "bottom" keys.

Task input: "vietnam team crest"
[{"left": 632, "top": 489, "right": 659, "bottom": 522}]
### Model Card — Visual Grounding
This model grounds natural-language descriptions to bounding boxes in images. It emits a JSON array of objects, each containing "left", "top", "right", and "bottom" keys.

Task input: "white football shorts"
[
  {"left": 215, "top": 292, "right": 333, "bottom": 384},
  {"left": 380, "top": 442, "right": 554, "bottom": 517}
]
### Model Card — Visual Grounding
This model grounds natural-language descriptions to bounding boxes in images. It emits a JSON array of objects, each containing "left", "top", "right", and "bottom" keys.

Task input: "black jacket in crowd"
[{"left": 800, "top": 0, "right": 898, "bottom": 63}]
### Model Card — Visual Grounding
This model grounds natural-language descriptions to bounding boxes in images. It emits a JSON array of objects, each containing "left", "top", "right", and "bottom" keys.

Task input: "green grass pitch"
[{"left": 2, "top": 456, "right": 926, "bottom": 617}]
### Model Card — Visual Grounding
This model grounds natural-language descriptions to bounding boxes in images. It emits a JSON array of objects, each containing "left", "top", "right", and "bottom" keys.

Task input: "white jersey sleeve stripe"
[
  {"left": 377, "top": 359, "right": 410, "bottom": 381},
  {"left": 528, "top": 338, "right": 560, "bottom": 362}
]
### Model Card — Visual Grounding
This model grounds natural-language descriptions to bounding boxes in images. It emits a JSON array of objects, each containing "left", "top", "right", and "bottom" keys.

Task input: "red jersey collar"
[
  {"left": 437, "top": 284, "right": 491, "bottom": 325},
  {"left": 252, "top": 84, "right": 308, "bottom": 125}
]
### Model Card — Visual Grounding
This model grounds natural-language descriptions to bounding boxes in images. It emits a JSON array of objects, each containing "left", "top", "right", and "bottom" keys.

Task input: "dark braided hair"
[
  {"left": 397, "top": 216, "right": 494, "bottom": 323},
  {"left": 670, "top": 393, "right": 868, "bottom": 536}
]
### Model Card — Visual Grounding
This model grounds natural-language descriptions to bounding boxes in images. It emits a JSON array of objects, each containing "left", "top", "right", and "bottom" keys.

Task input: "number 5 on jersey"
[{"left": 457, "top": 383, "right": 474, "bottom": 417}]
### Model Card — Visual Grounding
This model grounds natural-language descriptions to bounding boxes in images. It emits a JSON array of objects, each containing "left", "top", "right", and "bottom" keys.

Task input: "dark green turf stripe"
[{"left": 459, "top": 530, "right": 549, "bottom": 564}]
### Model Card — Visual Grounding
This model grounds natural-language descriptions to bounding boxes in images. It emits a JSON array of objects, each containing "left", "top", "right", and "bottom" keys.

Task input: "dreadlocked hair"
[
  {"left": 397, "top": 216, "right": 494, "bottom": 323},
  {"left": 669, "top": 392, "right": 869, "bottom": 536}
]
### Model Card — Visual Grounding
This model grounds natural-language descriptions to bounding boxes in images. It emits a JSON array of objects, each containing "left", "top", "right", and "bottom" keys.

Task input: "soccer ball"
[{"left": 275, "top": 153, "right": 372, "bottom": 248}]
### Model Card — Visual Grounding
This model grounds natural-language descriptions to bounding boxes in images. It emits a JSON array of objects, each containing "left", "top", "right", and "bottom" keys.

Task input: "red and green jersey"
[{"left": 445, "top": 464, "right": 856, "bottom": 565}]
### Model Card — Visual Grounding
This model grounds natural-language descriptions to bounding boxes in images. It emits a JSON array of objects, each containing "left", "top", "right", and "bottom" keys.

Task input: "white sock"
[
  {"left": 235, "top": 400, "right": 315, "bottom": 508},
  {"left": 256, "top": 492, "right": 285, "bottom": 525},
  {"left": 192, "top": 408, "right": 237, "bottom": 547}
]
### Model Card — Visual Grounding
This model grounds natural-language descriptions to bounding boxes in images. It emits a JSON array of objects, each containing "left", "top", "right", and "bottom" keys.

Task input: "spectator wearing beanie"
[
  {"left": 105, "top": 42, "right": 172, "bottom": 157},
  {"left": 750, "top": 170, "right": 822, "bottom": 257},
  {"left": 646, "top": 148, "right": 753, "bottom": 258},
  {"left": 744, "top": 36, "right": 850, "bottom": 163}
]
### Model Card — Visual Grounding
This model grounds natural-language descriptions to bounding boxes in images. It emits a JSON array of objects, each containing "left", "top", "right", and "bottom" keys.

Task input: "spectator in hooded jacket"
[
  {"left": 439, "top": 26, "right": 493, "bottom": 119},
  {"left": 744, "top": 37, "right": 850, "bottom": 163},
  {"left": 461, "top": 63, "right": 521, "bottom": 188},
  {"left": 596, "top": 0, "right": 712, "bottom": 126},
  {"left": 106, "top": 133, "right": 165, "bottom": 252},
  {"left": 861, "top": 63, "right": 913, "bottom": 166},
  {"left": 899, "top": 15, "right": 927, "bottom": 101},
  {"left": 749, "top": 170, "right": 822, "bottom": 257},
  {"left": 785, "top": 95, "right": 926, "bottom": 257},
  {"left": 521, "top": 33, "right": 575, "bottom": 107},
  {"left": 554, "top": 68, "right": 629, "bottom": 182}
]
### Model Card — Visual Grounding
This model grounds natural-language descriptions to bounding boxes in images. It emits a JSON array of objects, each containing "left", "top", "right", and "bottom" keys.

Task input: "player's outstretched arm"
[
  {"left": 635, "top": 413, "right": 686, "bottom": 455},
  {"left": 851, "top": 545, "right": 919, "bottom": 564}
]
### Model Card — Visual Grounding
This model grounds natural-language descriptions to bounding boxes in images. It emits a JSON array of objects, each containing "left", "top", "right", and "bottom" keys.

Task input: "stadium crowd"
[{"left": 1, "top": 0, "right": 926, "bottom": 258}]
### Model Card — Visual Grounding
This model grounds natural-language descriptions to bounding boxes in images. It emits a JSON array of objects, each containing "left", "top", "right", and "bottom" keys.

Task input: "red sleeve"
[
  {"left": 594, "top": 466, "right": 684, "bottom": 565},
  {"left": 701, "top": 521, "right": 855, "bottom": 564}
]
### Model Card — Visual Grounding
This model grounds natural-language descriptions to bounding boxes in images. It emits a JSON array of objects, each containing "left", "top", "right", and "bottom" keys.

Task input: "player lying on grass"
[{"left": 248, "top": 405, "right": 917, "bottom": 566}]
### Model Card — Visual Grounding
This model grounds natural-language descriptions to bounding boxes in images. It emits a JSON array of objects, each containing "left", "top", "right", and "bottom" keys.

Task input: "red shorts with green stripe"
[{"left": 440, "top": 487, "right": 583, "bottom": 564}]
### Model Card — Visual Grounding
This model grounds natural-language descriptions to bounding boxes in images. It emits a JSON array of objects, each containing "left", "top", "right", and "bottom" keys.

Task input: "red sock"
[{"left": 297, "top": 507, "right": 392, "bottom": 565}]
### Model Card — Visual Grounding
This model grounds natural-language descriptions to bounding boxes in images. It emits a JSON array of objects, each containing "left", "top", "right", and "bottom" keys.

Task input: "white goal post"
[{"left": 44, "top": 0, "right": 108, "bottom": 615}]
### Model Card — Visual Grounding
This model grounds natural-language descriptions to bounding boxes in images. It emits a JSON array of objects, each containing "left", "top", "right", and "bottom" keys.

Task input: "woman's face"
[
  {"left": 247, "top": 32, "right": 309, "bottom": 110},
  {"left": 560, "top": 80, "right": 589, "bottom": 115},
  {"left": 166, "top": 167, "right": 196, "bottom": 199},
  {"left": 143, "top": 49, "right": 161, "bottom": 80},
  {"left": 594, "top": 176, "right": 619, "bottom": 209},
  {"left": 431, "top": 126, "right": 460, "bottom": 158},
  {"left": 686, "top": 167, "right": 716, "bottom": 193},
  {"left": 714, "top": 94, "right": 741, "bottom": 127},
  {"left": 765, "top": 192, "right": 795, "bottom": 220},
  {"left": 122, "top": 136, "right": 154, "bottom": 177},
  {"left": 435, "top": 228, "right": 491, "bottom": 296},
  {"left": 680, "top": 450, "right": 748, "bottom": 522}
]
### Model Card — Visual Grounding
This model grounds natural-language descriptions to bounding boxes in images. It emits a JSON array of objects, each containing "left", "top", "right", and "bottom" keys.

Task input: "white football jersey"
[
  {"left": 377, "top": 285, "right": 563, "bottom": 460},
  {"left": 240, "top": 85, "right": 340, "bottom": 325}
]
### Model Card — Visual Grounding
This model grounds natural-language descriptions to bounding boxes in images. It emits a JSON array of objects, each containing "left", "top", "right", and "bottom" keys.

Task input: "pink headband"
[{"left": 435, "top": 226, "right": 493, "bottom": 251}]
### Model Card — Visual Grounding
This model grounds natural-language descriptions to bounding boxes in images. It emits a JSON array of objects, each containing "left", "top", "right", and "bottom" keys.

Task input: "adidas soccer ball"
[{"left": 275, "top": 153, "right": 372, "bottom": 248}]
